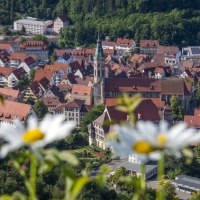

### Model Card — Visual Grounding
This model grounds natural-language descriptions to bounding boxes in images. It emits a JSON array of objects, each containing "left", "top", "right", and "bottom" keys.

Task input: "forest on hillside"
[{"left": 1, "top": 0, "right": 200, "bottom": 46}]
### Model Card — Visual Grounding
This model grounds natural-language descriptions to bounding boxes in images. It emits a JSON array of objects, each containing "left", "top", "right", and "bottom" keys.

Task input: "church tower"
[{"left": 93, "top": 35, "right": 105, "bottom": 105}]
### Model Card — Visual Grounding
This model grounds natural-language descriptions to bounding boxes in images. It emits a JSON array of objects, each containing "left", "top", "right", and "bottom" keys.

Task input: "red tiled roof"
[
  {"left": 42, "top": 97, "right": 61, "bottom": 106},
  {"left": 140, "top": 40, "right": 159, "bottom": 48},
  {"left": 194, "top": 109, "right": 200, "bottom": 117},
  {"left": 34, "top": 69, "right": 53, "bottom": 82},
  {"left": 184, "top": 115, "right": 200, "bottom": 128},
  {"left": 103, "top": 49, "right": 115, "bottom": 55},
  {"left": 0, "top": 67, "right": 14, "bottom": 77},
  {"left": 116, "top": 38, "right": 135, "bottom": 46},
  {"left": 47, "top": 23, "right": 54, "bottom": 28},
  {"left": 20, "top": 40, "right": 48, "bottom": 50},
  {"left": 161, "top": 79, "right": 185, "bottom": 95},
  {"left": 102, "top": 41, "right": 116, "bottom": 47},
  {"left": 71, "top": 84, "right": 92, "bottom": 96},
  {"left": 54, "top": 99, "right": 84, "bottom": 112},
  {"left": 104, "top": 99, "right": 160, "bottom": 123},
  {"left": 44, "top": 62, "right": 69, "bottom": 72},
  {"left": 105, "top": 78, "right": 188, "bottom": 95},
  {"left": 155, "top": 67, "right": 164, "bottom": 73},
  {"left": 0, "top": 44, "right": 13, "bottom": 51},
  {"left": 156, "top": 45, "right": 179, "bottom": 56},
  {"left": 10, "top": 52, "right": 27, "bottom": 62},
  {"left": 0, "top": 88, "right": 19, "bottom": 98},
  {"left": 105, "top": 78, "right": 161, "bottom": 93},
  {"left": 105, "top": 98, "right": 165, "bottom": 110},
  {"left": 57, "top": 15, "right": 70, "bottom": 22},
  {"left": 0, "top": 100, "right": 32, "bottom": 121}
]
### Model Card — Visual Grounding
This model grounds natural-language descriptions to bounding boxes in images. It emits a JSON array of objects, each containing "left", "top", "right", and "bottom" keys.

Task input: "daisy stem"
[
  {"left": 28, "top": 154, "right": 38, "bottom": 200},
  {"left": 156, "top": 154, "right": 165, "bottom": 200},
  {"left": 141, "top": 164, "right": 146, "bottom": 199}
]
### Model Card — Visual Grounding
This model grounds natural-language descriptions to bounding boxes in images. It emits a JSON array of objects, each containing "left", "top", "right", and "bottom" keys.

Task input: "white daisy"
[
  {"left": 106, "top": 121, "right": 200, "bottom": 160},
  {"left": 0, "top": 114, "right": 76, "bottom": 158}
]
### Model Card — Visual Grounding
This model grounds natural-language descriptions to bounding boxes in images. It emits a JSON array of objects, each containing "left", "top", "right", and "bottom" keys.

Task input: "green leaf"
[
  {"left": 116, "top": 105, "right": 128, "bottom": 113},
  {"left": 0, "top": 95, "right": 4, "bottom": 104},
  {"left": 57, "top": 151, "right": 79, "bottom": 166},
  {"left": 71, "top": 177, "right": 89, "bottom": 199},
  {"left": 0, "top": 195, "right": 13, "bottom": 200}
]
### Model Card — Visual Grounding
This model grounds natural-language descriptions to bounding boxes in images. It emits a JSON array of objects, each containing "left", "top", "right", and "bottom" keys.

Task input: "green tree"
[
  {"left": 1, "top": 27, "right": 12, "bottom": 36},
  {"left": 110, "top": 167, "right": 128, "bottom": 183},
  {"left": 19, "top": 75, "right": 30, "bottom": 87},
  {"left": 26, "top": 97, "right": 35, "bottom": 105},
  {"left": 196, "top": 81, "right": 200, "bottom": 108},
  {"left": 19, "top": 37, "right": 26, "bottom": 45},
  {"left": 190, "top": 190, "right": 200, "bottom": 200},
  {"left": 32, "top": 35, "right": 48, "bottom": 42},
  {"left": 34, "top": 100, "right": 48, "bottom": 118},
  {"left": 163, "top": 182, "right": 178, "bottom": 200},
  {"left": 50, "top": 51, "right": 58, "bottom": 62},
  {"left": 194, "top": 144, "right": 200, "bottom": 159},
  {"left": 80, "top": 104, "right": 105, "bottom": 133},
  {"left": 30, "top": 69, "right": 36, "bottom": 82},
  {"left": 20, "top": 25, "right": 26, "bottom": 35},
  {"left": 170, "top": 95, "right": 184, "bottom": 121}
]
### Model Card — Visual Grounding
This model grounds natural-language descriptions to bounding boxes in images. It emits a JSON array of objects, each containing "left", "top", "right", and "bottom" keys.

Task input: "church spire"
[{"left": 95, "top": 34, "right": 104, "bottom": 58}]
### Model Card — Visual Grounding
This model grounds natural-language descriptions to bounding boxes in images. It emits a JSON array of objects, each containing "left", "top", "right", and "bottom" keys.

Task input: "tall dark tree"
[{"left": 34, "top": 100, "right": 48, "bottom": 118}]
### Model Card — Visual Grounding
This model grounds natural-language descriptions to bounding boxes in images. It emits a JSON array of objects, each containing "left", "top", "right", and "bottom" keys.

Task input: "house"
[
  {"left": 71, "top": 84, "right": 93, "bottom": 105},
  {"left": 89, "top": 101, "right": 160, "bottom": 149},
  {"left": 156, "top": 45, "right": 180, "bottom": 66},
  {"left": 34, "top": 68, "right": 54, "bottom": 82},
  {"left": 0, "top": 67, "right": 14, "bottom": 87},
  {"left": 0, "top": 57, "right": 9, "bottom": 67},
  {"left": 104, "top": 78, "right": 191, "bottom": 113},
  {"left": 0, "top": 42, "right": 19, "bottom": 54},
  {"left": 20, "top": 40, "right": 49, "bottom": 60},
  {"left": 182, "top": 46, "right": 200, "bottom": 59},
  {"left": 173, "top": 175, "right": 200, "bottom": 194},
  {"left": 42, "top": 97, "right": 61, "bottom": 113},
  {"left": 18, "top": 56, "right": 36, "bottom": 74},
  {"left": 53, "top": 99, "right": 90, "bottom": 127},
  {"left": 115, "top": 154, "right": 157, "bottom": 180},
  {"left": 0, "top": 100, "right": 36, "bottom": 124},
  {"left": 8, "top": 67, "right": 27, "bottom": 88},
  {"left": 154, "top": 67, "right": 165, "bottom": 79},
  {"left": 184, "top": 108, "right": 200, "bottom": 129},
  {"left": 115, "top": 38, "right": 135, "bottom": 51},
  {"left": 14, "top": 17, "right": 53, "bottom": 35},
  {"left": 44, "top": 62, "right": 72, "bottom": 84},
  {"left": 23, "top": 78, "right": 50, "bottom": 101},
  {"left": 55, "top": 54, "right": 71, "bottom": 64},
  {"left": 10, "top": 52, "right": 27, "bottom": 67},
  {"left": 102, "top": 41, "right": 116, "bottom": 50},
  {"left": 54, "top": 15, "right": 70, "bottom": 33},
  {"left": 44, "top": 85, "right": 63, "bottom": 101},
  {"left": 140, "top": 40, "right": 160, "bottom": 55}
]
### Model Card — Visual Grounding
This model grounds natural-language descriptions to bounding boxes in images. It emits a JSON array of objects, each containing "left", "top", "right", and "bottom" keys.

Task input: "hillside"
[{"left": 1, "top": 0, "right": 200, "bottom": 46}]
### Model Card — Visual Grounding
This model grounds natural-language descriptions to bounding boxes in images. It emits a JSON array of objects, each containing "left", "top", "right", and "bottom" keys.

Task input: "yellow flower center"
[
  {"left": 132, "top": 141, "right": 155, "bottom": 154},
  {"left": 23, "top": 129, "right": 45, "bottom": 143},
  {"left": 157, "top": 134, "right": 167, "bottom": 144}
]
